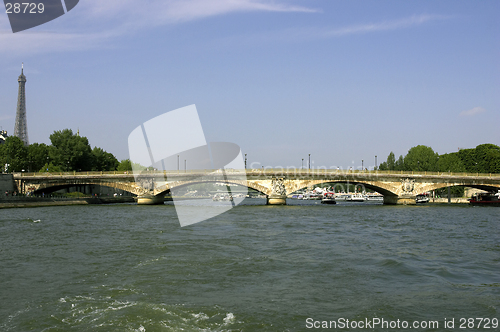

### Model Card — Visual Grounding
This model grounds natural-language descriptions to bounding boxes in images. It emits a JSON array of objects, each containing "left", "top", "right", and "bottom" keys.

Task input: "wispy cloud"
[
  {"left": 0, "top": 30, "right": 120, "bottom": 55},
  {"left": 324, "top": 14, "right": 451, "bottom": 37},
  {"left": 83, "top": 0, "right": 318, "bottom": 24},
  {"left": 0, "top": 0, "right": 318, "bottom": 55},
  {"left": 460, "top": 107, "right": 486, "bottom": 117},
  {"left": 0, "top": 4, "right": 449, "bottom": 56},
  {"left": 218, "top": 13, "right": 453, "bottom": 46}
]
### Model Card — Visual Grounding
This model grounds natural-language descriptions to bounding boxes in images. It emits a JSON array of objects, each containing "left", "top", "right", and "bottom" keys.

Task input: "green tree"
[
  {"left": 49, "top": 129, "right": 94, "bottom": 171},
  {"left": 0, "top": 136, "right": 28, "bottom": 172},
  {"left": 403, "top": 145, "right": 438, "bottom": 171},
  {"left": 39, "top": 162, "right": 63, "bottom": 172},
  {"left": 437, "top": 153, "right": 466, "bottom": 173},
  {"left": 475, "top": 144, "right": 500, "bottom": 173},
  {"left": 378, "top": 161, "right": 388, "bottom": 171},
  {"left": 386, "top": 152, "right": 396, "bottom": 170},
  {"left": 394, "top": 155, "right": 405, "bottom": 171},
  {"left": 27, "top": 143, "right": 50, "bottom": 172},
  {"left": 92, "top": 147, "right": 118, "bottom": 171},
  {"left": 378, "top": 152, "right": 396, "bottom": 171},
  {"left": 457, "top": 148, "right": 476, "bottom": 172},
  {"left": 117, "top": 159, "right": 133, "bottom": 171},
  {"left": 458, "top": 144, "right": 500, "bottom": 173}
]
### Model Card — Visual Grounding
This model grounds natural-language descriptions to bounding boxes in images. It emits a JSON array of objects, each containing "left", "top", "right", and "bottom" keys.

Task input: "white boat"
[
  {"left": 321, "top": 192, "right": 337, "bottom": 205},
  {"left": 302, "top": 191, "right": 322, "bottom": 200},
  {"left": 416, "top": 193, "right": 430, "bottom": 204},
  {"left": 212, "top": 193, "right": 233, "bottom": 201},
  {"left": 334, "top": 194, "right": 349, "bottom": 201},
  {"left": 346, "top": 193, "right": 366, "bottom": 202},
  {"left": 365, "top": 193, "right": 384, "bottom": 202}
]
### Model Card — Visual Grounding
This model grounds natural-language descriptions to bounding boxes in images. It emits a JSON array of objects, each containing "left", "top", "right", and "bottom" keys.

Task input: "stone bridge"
[{"left": 13, "top": 169, "right": 500, "bottom": 205}]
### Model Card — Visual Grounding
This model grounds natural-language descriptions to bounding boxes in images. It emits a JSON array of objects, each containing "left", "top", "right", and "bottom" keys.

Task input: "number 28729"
[{"left": 5, "top": 3, "right": 45, "bottom": 14}]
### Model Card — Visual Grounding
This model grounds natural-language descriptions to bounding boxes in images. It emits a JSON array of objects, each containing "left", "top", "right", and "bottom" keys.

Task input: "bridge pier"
[
  {"left": 136, "top": 195, "right": 164, "bottom": 205},
  {"left": 267, "top": 177, "right": 287, "bottom": 205},
  {"left": 384, "top": 195, "right": 416, "bottom": 205},
  {"left": 267, "top": 194, "right": 287, "bottom": 205}
]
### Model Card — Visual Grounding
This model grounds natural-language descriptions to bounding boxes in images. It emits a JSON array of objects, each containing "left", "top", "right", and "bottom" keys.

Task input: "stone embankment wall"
[{"left": 0, "top": 174, "right": 16, "bottom": 195}]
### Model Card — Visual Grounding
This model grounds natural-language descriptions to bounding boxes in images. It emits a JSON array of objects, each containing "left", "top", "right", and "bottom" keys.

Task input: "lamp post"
[
  {"left": 244, "top": 154, "right": 247, "bottom": 169},
  {"left": 184, "top": 160, "right": 186, "bottom": 172},
  {"left": 177, "top": 155, "right": 179, "bottom": 171},
  {"left": 308, "top": 154, "right": 311, "bottom": 170},
  {"left": 302, "top": 158, "right": 304, "bottom": 169},
  {"left": 375, "top": 155, "right": 377, "bottom": 170},
  {"left": 362, "top": 160, "right": 364, "bottom": 171}
]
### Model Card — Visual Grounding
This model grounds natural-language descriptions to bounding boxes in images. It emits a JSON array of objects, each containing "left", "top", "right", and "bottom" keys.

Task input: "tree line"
[
  {"left": 2, "top": 129, "right": 499, "bottom": 175},
  {"left": 377, "top": 144, "right": 500, "bottom": 174},
  {"left": 0, "top": 129, "right": 133, "bottom": 173}
]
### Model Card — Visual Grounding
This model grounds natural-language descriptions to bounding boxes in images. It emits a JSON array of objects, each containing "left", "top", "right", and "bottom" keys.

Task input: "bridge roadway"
[{"left": 13, "top": 169, "right": 500, "bottom": 205}]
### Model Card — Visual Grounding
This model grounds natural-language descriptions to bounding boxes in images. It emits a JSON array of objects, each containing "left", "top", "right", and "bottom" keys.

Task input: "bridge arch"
[
  {"left": 284, "top": 179, "right": 398, "bottom": 197},
  {"left": 154, "top": 179, "right": 268, "bottom": 197},
  {"left": 33, "top": 180, "right": 139, "bottom": 196},
  {"left": 419, "top": 182, "right": 500, "bottom": 194}
]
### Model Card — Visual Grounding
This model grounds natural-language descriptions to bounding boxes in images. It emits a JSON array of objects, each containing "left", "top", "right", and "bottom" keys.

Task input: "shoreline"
[
  {"left": 0, "top": 200, "right": 91, "bottom": 209},
  {"left": 429, "top": 197, "right": 470, "bottom": 204},
  {"left": 0, "top": 196, "right": 473, "bottom": 209},
  {"left": 0, "top": 197, "right": 135, "bottom": 209}
]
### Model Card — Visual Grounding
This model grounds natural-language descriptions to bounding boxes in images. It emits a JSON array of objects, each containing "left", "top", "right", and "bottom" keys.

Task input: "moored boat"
[
  {"left": 469, "top": 191, "right": 500, "bottom": 206},
  {"left": 346, "top": 193, "right": 365, "bottom": 202},
  {"left": 321, "top": 192, "right": 337, "bottom": 204},
  {"left": 364, "top": 193, "right": 384, "bottom": 202},
  {"left": 212, "top": 193, "right": 233, "bottom": 201},
  {"left": 416, "top": 193, "right": 430, "bottom": 204}
]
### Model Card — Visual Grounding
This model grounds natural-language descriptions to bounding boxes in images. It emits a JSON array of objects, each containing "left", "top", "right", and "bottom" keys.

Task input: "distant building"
[{"left": 0, "top": 130, "right": 7, "bottom": 145}]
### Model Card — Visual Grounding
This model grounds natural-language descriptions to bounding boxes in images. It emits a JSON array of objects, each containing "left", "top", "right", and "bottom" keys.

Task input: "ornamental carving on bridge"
[
  {"left": 137, "top": 176, "right": 155, "bottom": 192},
  {"left": 271, "top": 178, "right": 287, "bottom": 196},
  {"left": 401, "top": 178, "right": 415, "bottom": 193}
]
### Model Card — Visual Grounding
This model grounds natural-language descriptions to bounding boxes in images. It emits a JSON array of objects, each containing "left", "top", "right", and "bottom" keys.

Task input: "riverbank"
[
  {"left": 430, "top": 197, "right": 470, "bottom": 204},
  {"left": 0, "top": 196, "right": 135, "bottom": 209},
  {"left": 0, "top": 200, "right": 90, "bottom": 209},
  {"left": 0, "top": 196, "right": 472, "bottom": 209}
]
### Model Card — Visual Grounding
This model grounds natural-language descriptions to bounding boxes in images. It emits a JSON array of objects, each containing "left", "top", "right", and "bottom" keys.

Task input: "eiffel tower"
[{"left": 14, "top": 63, "right": 28, "bottom": 146}]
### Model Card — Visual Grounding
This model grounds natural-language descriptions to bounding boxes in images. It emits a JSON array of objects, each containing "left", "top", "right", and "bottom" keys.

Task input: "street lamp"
[
  {"left": 362, "top": 160, "right": 364, "bottom": 170},
  {"left": 308, "top": 154, "right": 311, "bottom": 170},
  {"left": 177, "top": 155, "right": 179, "bottom": 171},
  {"left": 375, "top": 155, "right": 377, "bottom": 170},
  {"left": 244, "top": 154, "right": 247, "bottom": 169},
  {"left": 302, "top": 158, "right": 304, "bottom": 169},
  {"left": 184, "top": 159, "right": 186, "bottom": 172}
]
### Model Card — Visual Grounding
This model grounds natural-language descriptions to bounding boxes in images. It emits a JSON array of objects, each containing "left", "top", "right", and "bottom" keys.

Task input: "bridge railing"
[
  {"left": 14, "top": 171, "right": 134, "bottom": 177},
  {"left": 12, "top": 169, "right": 500, "bottom": 178},
  {"left": 244, "top": 168, "right": 500, "bottom": 178}
]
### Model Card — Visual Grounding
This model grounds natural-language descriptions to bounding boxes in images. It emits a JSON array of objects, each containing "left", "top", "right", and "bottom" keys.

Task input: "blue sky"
[{"left": 1, "top": 0, "right": 499, "bottom": 169}]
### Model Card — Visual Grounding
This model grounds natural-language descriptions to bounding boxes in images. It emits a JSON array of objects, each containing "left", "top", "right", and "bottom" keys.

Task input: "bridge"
[{"left": 13, "top": 169, "right": 500, "bottom": 205}]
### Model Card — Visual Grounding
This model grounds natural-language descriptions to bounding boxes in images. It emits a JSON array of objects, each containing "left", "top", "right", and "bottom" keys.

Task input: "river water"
[{"left": 0, "top": 200, "right": 499, "bottom": 331}]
